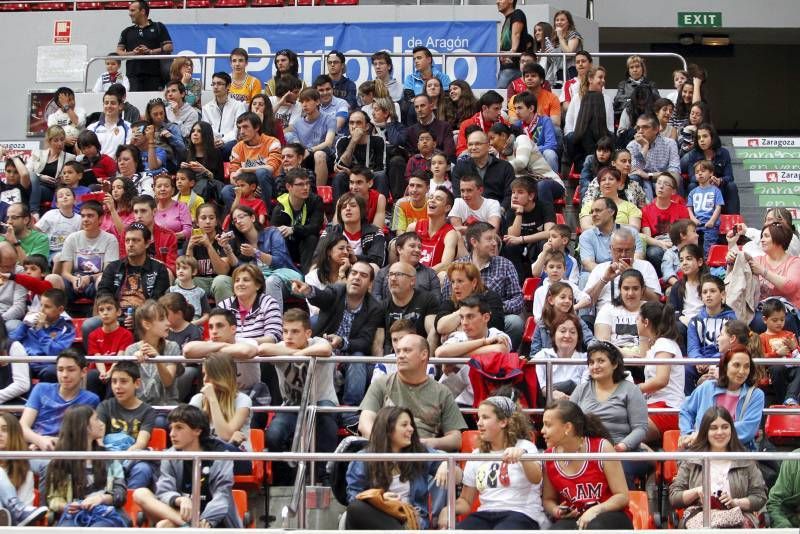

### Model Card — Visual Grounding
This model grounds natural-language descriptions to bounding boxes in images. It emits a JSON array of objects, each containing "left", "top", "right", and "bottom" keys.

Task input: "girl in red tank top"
[{"left": 541, "top": 400, "right": 633, "bottom": 530}]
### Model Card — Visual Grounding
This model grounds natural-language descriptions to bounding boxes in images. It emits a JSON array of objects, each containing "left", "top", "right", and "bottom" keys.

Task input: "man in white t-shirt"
[
  {"left": 434, "top": 295, "right": 512, "bottom": 406},
  {"left": 449, "top": 174, "right": 503, "bottom": 233},
  {"left": 57, "top": 200, "right": 119, "bottom": 302},
  {"left": 270, "top": 75, "right": 303, "bottom": 130},
  {"left": 584, "top": 229, "right": 662, "bottom": 312},
  {"left": 258, "top": 309, "right": 334, "bottom": 483}
]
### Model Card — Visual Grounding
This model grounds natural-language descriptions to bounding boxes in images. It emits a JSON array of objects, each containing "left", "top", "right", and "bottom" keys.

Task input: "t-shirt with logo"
[
  {"left": 35, "top": 208, "right": 82, "bottom": 254},
  {"left": 97, "top": 396, "right": 156, "bottom": 441},
  {"left": 59, "top": 230, "right": 120, "bottom": 275},
  {"left": 382, "top": 289, "right": 439, "bottom": 354}
]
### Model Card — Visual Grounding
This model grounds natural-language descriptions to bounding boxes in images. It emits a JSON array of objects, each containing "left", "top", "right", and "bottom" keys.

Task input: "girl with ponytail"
[
  {"left": 541, "top": 400, "right": 632, "bottom": 530},
  {"left": 637, "top": 301, "right": 684, "bottom": 442}
]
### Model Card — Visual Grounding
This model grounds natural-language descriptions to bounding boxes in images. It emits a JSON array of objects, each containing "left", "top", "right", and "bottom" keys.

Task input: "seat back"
[
  {"left": 232, "top": 489, "right": 252, "bottom": 527},
  {"left": 718, "top": 214, "right": 744, "bottom": 236},
  {"left": 662, "top": 429, "right": 680, "bottom": 482},
  {"left": 765, "top": 404, "right": 800, "bottom": 445},
  {"left": 628, "top": 490, "right": 653, "bottom": 529},
  {"left": 148, "top": 427, "right": 167, "bottom": 451},
  {"left": 706, "top": 244, "right": 729, "bottom": 267}
]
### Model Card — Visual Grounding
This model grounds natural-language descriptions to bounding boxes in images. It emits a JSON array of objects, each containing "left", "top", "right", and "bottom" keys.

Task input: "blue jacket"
[
  {"left": 10, "top": 316, "right": 75, "bottom": 357},
  {"left": 345, "top": 447, "right": 443, "bottom": 529},
  {"left": 530, "top": 318, "right": 594, "bottom": 355},
  {"left": 686, "top": 305, "right": 737, "bottom": 359},
  {"left": 679, "top": 379, "right": 764, "bottom": 450},
  {"left": 683, "top": 146, "right": 734, "bottom": 184},
  {"left": 514, "top": 115, "right": 558, "bottom": 153},
  {"left": 237, "top": 227, "right": 299, "bottom": 273},
  {"left": 403, "top": 66, "right": 451, "bottom": 96}
]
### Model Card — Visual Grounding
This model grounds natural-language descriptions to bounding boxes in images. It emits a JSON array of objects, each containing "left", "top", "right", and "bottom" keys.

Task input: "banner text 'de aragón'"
[{"left": 170, "top": 21, "right": 498, "bottom": 89}]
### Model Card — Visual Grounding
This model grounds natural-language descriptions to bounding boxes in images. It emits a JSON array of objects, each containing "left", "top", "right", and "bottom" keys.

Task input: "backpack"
[{"left": 327, "top": 436, "right": 368, "bottom": 506}]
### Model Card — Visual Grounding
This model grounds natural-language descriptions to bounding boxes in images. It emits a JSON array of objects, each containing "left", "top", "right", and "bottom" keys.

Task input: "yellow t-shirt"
[
  {"left": 176, "top": 192, "right": 205, "bottom": 221},
  {"left": 580, "top": 199, "right": 642, "bottom": 226},
  {"left": 228, "top": 75, "right": 262, "bottom": 105},
  {"left": 390, "top": 198, "right": 428, "bottom": 232}
]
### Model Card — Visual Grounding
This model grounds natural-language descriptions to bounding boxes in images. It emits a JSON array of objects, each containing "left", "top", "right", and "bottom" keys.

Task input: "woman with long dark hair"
[
  {"left": 185, "top": 202, "right": 234, "bottom": 303},
  {"left": 187, "top": 120, "right": 225, "bottom": 182},
  {"left": 670, "top": 406, "right": 766, "bottom": 528},
  {"left": 45, "top": 405, "right": 128, "bottom": 527},
  {"left": 682, "top": 122, "right": 739, "bottom": 213},
  {"left": 616, "top": 84, "right": 657, "bottom": 146},
  {"left": 547, "top": 10, "right": 583, "bottom": 84},
  {"left": 541, "top": 400, "right": 632, "bottom": 529},
  {"left": 443, "top": 80, "right": 479, "bottom": 130},
  {"left": 249, "top": 94, "right": 286, "bottom": 145},
  {"left": 144, "top": 98, "right": 185, "bottom": 173},
  {"left": 565, "top": 66, "right": 614, "bottom": 169},
  {"left": 317, "top": 192, "right": 386, "bottom": 270},
  {"left": 345, "top": 406, "right": 452, "bottom": 529},
  {"left": 0, "top": 413, "right": 47, "bottom": 525}
]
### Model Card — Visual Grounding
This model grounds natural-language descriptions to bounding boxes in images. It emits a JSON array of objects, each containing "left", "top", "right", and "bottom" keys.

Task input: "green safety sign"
[{"left": 677, "top": 12, "right": 722, "bottom": 27}]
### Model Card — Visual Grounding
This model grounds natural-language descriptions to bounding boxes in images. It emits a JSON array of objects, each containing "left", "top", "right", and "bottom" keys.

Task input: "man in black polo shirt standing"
[{"left": 117, "top": 0, "right": 173, "bottom": 91}]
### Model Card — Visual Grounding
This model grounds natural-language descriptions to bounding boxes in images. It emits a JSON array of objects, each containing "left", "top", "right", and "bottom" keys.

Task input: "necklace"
[{"left": 557, "top": 437, "right": 585, "bottom": 471}]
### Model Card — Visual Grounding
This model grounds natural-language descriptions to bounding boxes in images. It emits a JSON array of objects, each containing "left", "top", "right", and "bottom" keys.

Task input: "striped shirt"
[{"left": 219, "top": 293, "right": 283, "bottom": 342}]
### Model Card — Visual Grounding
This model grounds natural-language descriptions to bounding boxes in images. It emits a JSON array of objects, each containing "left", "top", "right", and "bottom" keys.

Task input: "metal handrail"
[
  {"left": 82, "top": 50, "right": 687, "bottom": 92},
  {"left": 3, "top": 448, "right": 798, "bottom": 529}
]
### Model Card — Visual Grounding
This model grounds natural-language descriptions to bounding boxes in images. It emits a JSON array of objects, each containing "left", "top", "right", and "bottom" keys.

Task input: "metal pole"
[
  {"left": 702, "top": 456, "right": 711, "bottom": 528},
  {"left": 545, "top": 360, "right": 553, "bottom": 404},
  {"left": 446, "top": 456, "right": 457, "bottom": 529},
  {"left": 190, "top": 457, "right": 202, "bottom": 527}
]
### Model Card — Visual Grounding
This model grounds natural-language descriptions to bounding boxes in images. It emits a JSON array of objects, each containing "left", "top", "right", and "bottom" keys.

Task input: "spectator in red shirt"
[
  {"left": 77, "top": 130, "right": 117, "bottom": 181},
  {"left": 86, "top": 293, "right": 134, "bottom": 397},
  {"left": 641, "top": 172, "right": 689, "bottom": 272},
  {"left": 131, "top": 194, "right": 177, "bottom": 276},
  {"left": 455, "top": 91, "right": 508, "bottom": 157}
]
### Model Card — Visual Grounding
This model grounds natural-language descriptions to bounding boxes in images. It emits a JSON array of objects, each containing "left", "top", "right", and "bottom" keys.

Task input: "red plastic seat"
[
  {"left": 572, "top": 187, "right": 581, "bottom": 207},
  {"left": 765, "top": 405, "right": 800, "bottom": 445},
  {"left": 149, "top": 0, "right": 174, "bottom": 6},
  {"left": 232, "top": 489, "right": 253, "bottom": 527},
  {"left": 555, "top": 213, "right": 565, "bottom": 225},
  {"left": 71, "top": 317, "right": 85, "bottom": 345},
  {"left": 234, "top": 428, "right": 265, "bottom": 488},
  {"left": 185, "top": 0, "right": 211, "bottom": 6},
  {"left": 706, "top": 244, "right": 728, "bottom": 267},
  {"left": 317, "top": 185, "right": 333, "bottom": 206},
  {"left": 553, "top": 196, "right": 565, "bottom": 213},
  {"left": 718, "top": 214, "right": 744, "bottom": 237},
  {"left": 30, "top": 2, "right": 67, "bottom": 9},
  {"left": 521, "top": 276, "right": 540, "bottom": 308},
  {"left": 76, "top": 1, "right": 103, "bottom": 8},
  {"left": 215, "top": 0, "right": 247, "bottom": 6},
  {"left": 0, "top": 2, "right": 29, "bottom": 10},
  {"left": 124, "top": 488, "right": 146, "bottom": 527},
  {"left": 567, "top": 163, "right": 580, "bottom": 182},
  {"left": 661, "top": 429, "right": 680, "bottom": 483},
  {"left": 103, "top": 0, "right": 128, "bottom": 6},
  {"left": 148, "top": 427, "right": 167, "bottom": 451},
  {"left": 326, "top": 0, "right": 358, "bottom": 3},
  {"left": 250, "top": 0, "right": 282, "bottom": 5},
  {"left": 629, "top": 490, "right": 654, "bottom": 529},
  {"left": 522, "top": 316, "right": 536, "bottom": 344}
]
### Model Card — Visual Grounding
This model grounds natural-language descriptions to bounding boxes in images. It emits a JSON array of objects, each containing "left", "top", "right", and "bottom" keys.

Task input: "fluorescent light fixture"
[
  {"left": 678, "top": 33, "right": 695, "bottom": 46},
  {"left": 701, "top": 35, "right": 730, "bottom": 46}
]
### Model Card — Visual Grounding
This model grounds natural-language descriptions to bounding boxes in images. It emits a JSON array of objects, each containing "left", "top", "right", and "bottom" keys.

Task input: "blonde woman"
[
  {"left": 189, "top": 353, "right": 252, "bottom": 451},
  {"left": 25, "top": 125, "right": 74, "bottom": 214}
]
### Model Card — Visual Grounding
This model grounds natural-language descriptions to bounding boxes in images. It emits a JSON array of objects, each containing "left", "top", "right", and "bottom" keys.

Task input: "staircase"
[{"left": 727, "top": 136, "right": 800, "bottom": 228}]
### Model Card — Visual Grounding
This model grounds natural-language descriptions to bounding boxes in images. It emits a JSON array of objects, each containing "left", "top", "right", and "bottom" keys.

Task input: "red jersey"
[
  {"left": 545, "top": 437, "right": 614, "bottom": 513},
  {"left": 456, "top": 112, "right": 509, "bottom": 155},
  {"left": 87, "top": 325, "right": 134, "bottom": 356},
  {"left": 366, "top": 189, "right": 380, "bottom": 224},
  {"left": 118, "top": 223, "right": 176, "bottom": 273},
  {"left": 760, "top": 330, "right": 797, "bottom": 358},
  {"left": 641, "top": 201, "right": 690, "bottom": 238},
  {"left": 416, "top": 219, "right": 454, "bottom": 267}
]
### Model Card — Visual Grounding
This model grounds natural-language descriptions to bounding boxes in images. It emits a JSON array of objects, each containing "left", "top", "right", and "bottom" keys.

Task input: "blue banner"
[{"left": 169, "top": 21, "right": 498, "bottom": 89}]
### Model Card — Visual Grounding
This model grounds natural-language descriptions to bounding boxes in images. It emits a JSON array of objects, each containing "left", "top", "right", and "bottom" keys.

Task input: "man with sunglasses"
[{"left": 627, "top": 113, "right": 681, "bottom": 199}]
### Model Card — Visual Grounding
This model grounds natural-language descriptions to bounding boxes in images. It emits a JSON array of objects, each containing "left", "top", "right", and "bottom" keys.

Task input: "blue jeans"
[
  {"left": 496, "top": 67, "right": 521, "bottom": 89},
  {"left": 536, "top": 178, "right": 565, "bottom": 205},
  {"left": 341, "top": 355, "right": 372, "bottom": 426},
  {"left": 542, "top": 148, "right": 560, "bottom": 173},
  {"left": 221, "top": 168, "right": 274, "bottom": 214},
  {"left": 504, "top": 314, "right": 524, "bottom": 352},
  {"left": 124, "top": 460, "right": 156, "bottom": 489},
  {"left": 0, "top": 467, "right": 18, "bottom": 506},
  {"left": 697, "top": 224, "right": 719, "bottom": 258}
]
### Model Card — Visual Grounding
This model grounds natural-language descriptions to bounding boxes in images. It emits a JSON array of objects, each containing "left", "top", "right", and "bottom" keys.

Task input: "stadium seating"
[
  {"left": 629, "top": 490, "right": 654, "bottom": 529},
  {"left": 706, "top": 244, "right": 729, "bottom": 267},
  {"left": 718, "top": 214, "right": 744, "bottom": 237},
  {"left": 521, "top": 276, "right": 540, "bottom": 311},
  {"left": 232, "top": 489, "right": 254, "bottom": 527},
  {"left": 765, "top": 405, "right": 800, "bottom": 445},
  {"left": 148, "top": 427, "right": 168, "bottom": 450}
]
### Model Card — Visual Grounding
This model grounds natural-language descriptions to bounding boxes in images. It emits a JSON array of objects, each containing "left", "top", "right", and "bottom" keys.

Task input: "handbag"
[
  {"left": 57, "top": 504, "right": 130, "bottom": 528},
  {"left": 684, "top": 505, "right": 744, "bottom": 529},
  {"left": 355, "top": 488, "right": 420, "bottom": 530}
]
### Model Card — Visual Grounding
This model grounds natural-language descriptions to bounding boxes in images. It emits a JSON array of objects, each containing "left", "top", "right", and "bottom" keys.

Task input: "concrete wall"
[{"left": 0, "top": 4, "right": 598, "bottom": 141}]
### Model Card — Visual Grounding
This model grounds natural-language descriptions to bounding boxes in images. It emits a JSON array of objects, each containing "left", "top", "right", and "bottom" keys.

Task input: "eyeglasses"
[{"left": 387, "top": 272, "right": 414, "bottom": 279}]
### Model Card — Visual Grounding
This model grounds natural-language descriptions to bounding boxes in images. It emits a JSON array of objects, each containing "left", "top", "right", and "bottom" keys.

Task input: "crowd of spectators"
[{"left": 0, "top": 0, "right": 797, "bottom": 529}]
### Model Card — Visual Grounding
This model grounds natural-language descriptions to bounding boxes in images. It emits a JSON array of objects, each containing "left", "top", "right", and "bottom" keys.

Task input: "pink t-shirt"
[
  {"left": 755, "top": 254, "right": 800, "bottom": 309},
  {"left": 716, "top": 391, "right": 740, "bottom": 420}
]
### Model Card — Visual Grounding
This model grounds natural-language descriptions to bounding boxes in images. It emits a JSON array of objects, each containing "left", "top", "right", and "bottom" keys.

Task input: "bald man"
[
  {"left": 359, "top": 333, "right": 466, "bottom": 451},
  {"left": 373, "top": 262, "right": 439, "bottom": 357},
  {"left": 451, "top": 130, "right": 516, "bottom": 208},
  {"left": 0, "top": 241, "right": 26, "bottom": 331}
]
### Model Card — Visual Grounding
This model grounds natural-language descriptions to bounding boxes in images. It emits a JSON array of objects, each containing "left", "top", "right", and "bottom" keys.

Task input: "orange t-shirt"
[
  {"left": 508, "top": 89, "right": 561, "bottom": 122},
  {"left": 760, "top": 330, "right": 797, "bottom": 358}
]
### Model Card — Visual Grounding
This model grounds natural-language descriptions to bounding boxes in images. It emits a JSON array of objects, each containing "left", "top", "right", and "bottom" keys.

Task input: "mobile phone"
[
  {"left": 621, "top": 257, "right": 633, "bottom": 265},
  {"left": 192, "top": 228, "right": 204, "bottom": 237},
  {"left": 101, "top": 181, "right": 111, "bottom": 193},
  {"left": 557, "top": 505, "right": 572, "bottom": 516}
]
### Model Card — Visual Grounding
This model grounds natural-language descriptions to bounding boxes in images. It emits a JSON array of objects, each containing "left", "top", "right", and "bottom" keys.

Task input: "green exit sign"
[{"left": 678, "top": 12, "right": 722, "bottom": 27}]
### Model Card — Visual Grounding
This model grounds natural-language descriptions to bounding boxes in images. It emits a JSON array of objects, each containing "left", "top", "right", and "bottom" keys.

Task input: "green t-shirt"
[
  {"left": 360, "top": 373, "right": 467, "bottom": 439},
  {"left": 1, "top": 229, "right": 50, "bottom": 258}
]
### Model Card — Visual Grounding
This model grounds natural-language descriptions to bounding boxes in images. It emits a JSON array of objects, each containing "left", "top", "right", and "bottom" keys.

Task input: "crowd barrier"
[
  {"left": 82, "top": 51, "right": 688, "bottom": 93},
  {"left": 2, "top": 448, "right": 798, "bottom": 529}
]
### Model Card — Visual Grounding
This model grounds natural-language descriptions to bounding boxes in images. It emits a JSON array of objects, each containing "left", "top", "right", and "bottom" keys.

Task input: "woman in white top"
[
  {"left": 190, "top": 353, "right": 252, "bottom": 451},
  {"left": 26, "top": 125, "right": 75, "bottom": 215},
  {"left": 595, "top": 269, "right": 645, "bottom": 358},
  {"left": 304, "top": 235, "right": 354, "bottom": 317},
  {"left": 637, "top": 301, "right": 684, "bottom": 443},
  {"left": 440, "top": 395, "right": 548, "bottom": 530},
  {"left": 732, "top": 207, "right": 800, "bottom": 258},
  {"left": 533, "top": 313, "right": 587, "bottom": 399},
  {"left": 564, "top": 66, "right": 615, "bottom": 136}
]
